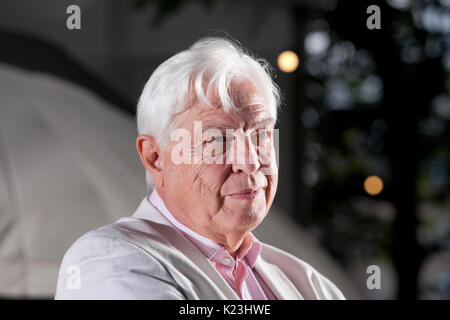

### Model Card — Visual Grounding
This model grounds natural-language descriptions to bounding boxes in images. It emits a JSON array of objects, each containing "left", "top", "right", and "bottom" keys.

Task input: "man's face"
[{"left": 158, "top": 80, "right": 278, "bottom": 243}]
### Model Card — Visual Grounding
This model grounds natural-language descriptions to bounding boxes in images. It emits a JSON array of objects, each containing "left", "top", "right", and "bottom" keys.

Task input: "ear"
[{"left": 136, "top": 135, "right": 163, "bottom": 179}]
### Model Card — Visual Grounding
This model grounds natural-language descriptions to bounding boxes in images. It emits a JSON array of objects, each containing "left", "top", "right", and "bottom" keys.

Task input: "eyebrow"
[
  {"left": 201, "top": 123, "right": 239, "bottom": 132},
  {"left": 249, "top": 117, "right": 275, "bottom": 129},
  {"left": 201, "top": 117, "right": 275, "bottom": 133}
]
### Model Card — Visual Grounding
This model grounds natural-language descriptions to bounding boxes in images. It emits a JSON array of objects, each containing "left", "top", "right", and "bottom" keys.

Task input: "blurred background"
[{"left": 0, "top": 0, "right": 449, "bottom": 299}]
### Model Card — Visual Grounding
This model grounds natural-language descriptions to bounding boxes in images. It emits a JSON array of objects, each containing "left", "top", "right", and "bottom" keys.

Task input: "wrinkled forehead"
[
  {"left": 205, "top": 99, "right": 272, "bottom": 131},
  {"left": 229, "top": 79, "right": 267, "bottom": 108},
  {"left": 174, "top": 78, "right": 274, "bottom": 131},
  {"left": 206, "top": 80, "right": 273, "bottom": 120}
]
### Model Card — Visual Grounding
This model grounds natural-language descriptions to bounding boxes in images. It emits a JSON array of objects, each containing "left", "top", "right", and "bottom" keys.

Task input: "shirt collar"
[{"left": 148, "top": 189, "right": 261, "bottom": 269}]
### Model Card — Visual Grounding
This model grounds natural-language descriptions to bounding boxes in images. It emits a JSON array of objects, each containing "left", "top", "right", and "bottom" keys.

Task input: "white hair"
[{"left": 136, "top": 36, "right": 282, "bottom": 191}]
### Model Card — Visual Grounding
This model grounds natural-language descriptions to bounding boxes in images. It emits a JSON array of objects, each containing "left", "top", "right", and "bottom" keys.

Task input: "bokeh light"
[
  {"left": 364, "top": 175, "right": 384, "bottom": 195},
  {"left": 277, "top": 50, "right": 299, "bottom": 73}
]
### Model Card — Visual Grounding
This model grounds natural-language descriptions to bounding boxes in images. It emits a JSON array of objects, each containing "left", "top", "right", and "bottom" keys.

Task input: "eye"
[
  {"left": 205, "top": 135, "right": 233, "bottom": 144},
  {"left": 251, "top": 129, "right": 270, "bottom": 144},
  {"left": 213, "top": 136, "right": 225, "bottom": 143},
  {"left": 258, "top": 130, "right": 269, "bottom": 139}
]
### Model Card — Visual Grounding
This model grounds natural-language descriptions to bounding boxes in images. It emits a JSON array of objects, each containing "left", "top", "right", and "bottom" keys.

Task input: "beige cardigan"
[{"left": 55, "top": 197, "right": 345, "bottom": 300}]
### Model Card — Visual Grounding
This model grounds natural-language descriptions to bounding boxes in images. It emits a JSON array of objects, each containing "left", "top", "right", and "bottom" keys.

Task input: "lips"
[{"left": 228, "top": 187, "right": 264, "bottom": 200}]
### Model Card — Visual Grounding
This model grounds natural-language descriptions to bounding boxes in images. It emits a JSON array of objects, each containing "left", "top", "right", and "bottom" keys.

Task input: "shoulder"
[
  {"left": 260, "top": 242, "right": 346, "bottom": 300},
  {"left": 54, "top": 218, "right": 186, "bottom": 299},
  {"left": 59, "top": 217, "right": 170, "bottom": 262},
  {"left": 57, "top": 219, "right": 155, "bottom": 263}
]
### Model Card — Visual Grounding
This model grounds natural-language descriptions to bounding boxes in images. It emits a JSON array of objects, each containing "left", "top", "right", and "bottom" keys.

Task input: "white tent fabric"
[{"left": 0, "top": 63, "right": 361, "bottom": 298}]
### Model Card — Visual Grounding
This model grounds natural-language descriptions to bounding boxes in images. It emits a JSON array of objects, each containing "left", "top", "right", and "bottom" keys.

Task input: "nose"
[{"left": 231, "top": 134, "right": 260, "bottom": 174}]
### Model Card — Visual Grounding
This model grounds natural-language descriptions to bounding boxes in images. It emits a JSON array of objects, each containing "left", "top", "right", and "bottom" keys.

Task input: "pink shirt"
[{"left": 148, "top": 190, "right": 276, "bottom": 300}]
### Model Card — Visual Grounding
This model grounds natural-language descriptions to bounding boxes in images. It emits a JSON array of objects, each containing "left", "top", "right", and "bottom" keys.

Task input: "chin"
[{"left": 235, "top": 204, "right": 266, "bottom": 229}]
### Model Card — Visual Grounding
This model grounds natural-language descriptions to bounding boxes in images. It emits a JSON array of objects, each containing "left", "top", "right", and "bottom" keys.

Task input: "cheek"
[
  {"left": 189, "top": 164, "right": 228, "bottom": 198},
  {"left": 164, "top": 162, "right": 189, "bottom": 194},
  {"left": 265, "top": 174, "right": 278, "bottom": 205}
]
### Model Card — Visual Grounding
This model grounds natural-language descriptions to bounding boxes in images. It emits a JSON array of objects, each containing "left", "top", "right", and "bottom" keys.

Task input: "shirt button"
[{"left": 222, "top": 258, "right": 231, "bottom": 266}]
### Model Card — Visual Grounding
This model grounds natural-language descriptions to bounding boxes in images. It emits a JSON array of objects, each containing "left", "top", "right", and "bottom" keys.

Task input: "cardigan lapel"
[
  {"left": 131, "top": 197, "right": 240, "bottom": 300},
  {"left": 131, "top": 197, "right": 305, "bottom": 300},
  {"left": 254, "top": 255, "right": 304, "bottom": 300}
]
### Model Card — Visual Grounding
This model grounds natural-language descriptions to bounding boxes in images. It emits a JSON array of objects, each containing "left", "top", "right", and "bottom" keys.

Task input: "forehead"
[
  {"left": 201, "top": 105, "right": 273, "bottom": 132},
  {"left": 184, "top": 80, "right": 274, "bottom": 129}
]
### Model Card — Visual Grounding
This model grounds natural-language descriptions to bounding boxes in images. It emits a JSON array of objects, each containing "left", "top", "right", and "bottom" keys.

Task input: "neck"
[
  {"left": 155, "top": 188, "right": 251, "bottom": 259},
  {"left": 220, "top": 231, "right": 255, "bottom": 260},
  {"left": 220, "top": 234, "right": 247, "bottom": 258},
  {"left": 184, "top": 217, "right": 249, "bottom": 258}
]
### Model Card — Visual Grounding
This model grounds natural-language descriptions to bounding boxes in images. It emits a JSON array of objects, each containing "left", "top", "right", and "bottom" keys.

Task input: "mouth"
[{"left": 227, "top": 187, "right": 263, "bottom": 200}]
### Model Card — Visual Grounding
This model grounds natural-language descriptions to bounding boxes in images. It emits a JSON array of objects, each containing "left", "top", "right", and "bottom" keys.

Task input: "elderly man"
[{"left": 55, "top": 37, "right": 345, "bottom": 300}]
